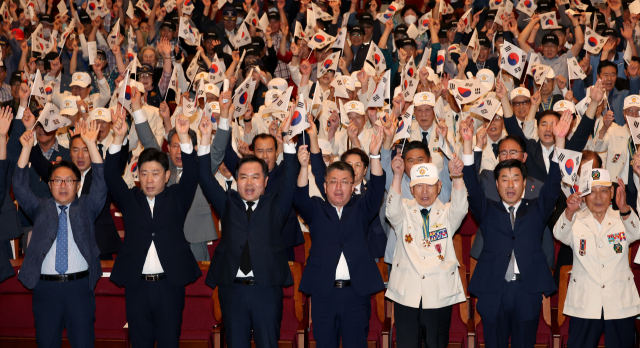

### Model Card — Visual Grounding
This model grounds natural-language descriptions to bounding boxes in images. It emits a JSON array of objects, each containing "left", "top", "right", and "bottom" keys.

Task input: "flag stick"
[
  {"left": 400, "top": 138, "right": 407, "bottom": 153},
  {"left": 307, "top": 48, "right": 314, "bottom": 60},
  {"left": 31, "top": 119, "right": 39, "bottom": 131}
]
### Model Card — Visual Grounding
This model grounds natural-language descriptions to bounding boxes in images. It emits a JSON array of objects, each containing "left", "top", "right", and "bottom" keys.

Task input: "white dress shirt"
[
  {"left": 333, "top": 206, "right": 351, "bottom": 280},
  {"left": 77, "top": 168, "right": 91, "bottom": 198},
  {"left": 542, "top": 144, "right": 555, "bottom": 173},
  {"left": 41, "top": 203, "right": 89, "bottom": 275},
  {"left": 237, "top": 199, "right": 259, "bottom": 278},
  {"left": 142, "top": 197, "right": 165, "bottom": 274},
  {"left": 502, "top": 200, "right": 523, "bottom": 277}
]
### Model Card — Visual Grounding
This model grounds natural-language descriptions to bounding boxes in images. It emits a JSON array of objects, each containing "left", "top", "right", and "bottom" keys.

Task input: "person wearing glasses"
[
  {"left": 12, "top": 120, "right": 107, "bottom": 346},
  {"left": 294, "top": 128, "right": 386, "bottom": 347},
  {"left": 593, "top": 95, "right": 640, "bottom": 210},
  {"left": 52, "top": 70, "right": 111, "bottom": 112}
]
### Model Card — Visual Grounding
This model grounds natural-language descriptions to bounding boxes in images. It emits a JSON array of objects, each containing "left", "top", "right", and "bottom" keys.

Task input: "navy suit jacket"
[
  {"left": 463, "top": 159, "right": 560, "bottom": 297},
  {"left": 309, "top": 152, "right": 387, "bottom": 258},
  {"left": 0, "top": 160, "right": 14, "bottom": 283},
  {"left": 105, "top": 148, "right": 201, "bottom": 288},
  {"left": 294, "top": 172, "right": 386, "bottom": 298},
  {"left": 199, "top": 151, "right": 297, "bottom": 289},
  {"left": 224, "top": 139, "right": 305, "bottom": 252},
  {"left": 13, "top": 162, "right": 107, "bottom": 290},
  {"left": 503, "top": 115, "right": 595, "bottom": 183}
]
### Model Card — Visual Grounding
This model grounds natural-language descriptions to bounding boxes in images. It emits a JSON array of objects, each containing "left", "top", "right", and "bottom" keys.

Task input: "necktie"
[
  {"left": 422, "top": 132, "right": 429, "bottom": 144},
  {"left": 420, "top": 208, "right": 430, "bottom": 219},
  {"left": 520, "top": 121, "right": 524, "bottom": 129},
  {"left": 226, "top": 180, "right": 233, "bottom": 191},
  {"left": 55, "top": 206, "right": 69, "bottom": 275},
  {"left": 97, "top": 143, "right": 104, "bottom": 158},
  {"left": 491, "top": 143, "right": 499, "bottom": 158},
  {"left": 505, "top": 206, "right": 516, "bottom": 282},
  {"left": 240, "top": 201, "right": 255, "bottom": 275},
  {"left": 176, "top": 169, "right": 183, "bottom": 184}
]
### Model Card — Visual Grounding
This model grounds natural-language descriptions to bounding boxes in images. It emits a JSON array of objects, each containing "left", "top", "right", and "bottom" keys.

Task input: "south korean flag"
[
  {"left": 448, "top": 78, "right": 491, "bottom": 105},
  {"left": 540, "top": 12, "right": 562, "bottom": 30},
  {"left": 500, "top": 41, "right": 527, "bottom": 79},
  {"left": 232, "top": 75, "right": 257, "bottom": 119},
  {"left": 584, "top": 27, "right": 607, "bottom": 55},
  {"left": 567, "top": 57, "right": 587, "bottom": 80},
  {"left": 516, "top": 0, "right": 537, "bottom": 17},
  {"left": 557, "top": 148, "right": 582, "bottom": 185},
  {"left": 209, "top": 54, "right": 226, "bottom": 84}
]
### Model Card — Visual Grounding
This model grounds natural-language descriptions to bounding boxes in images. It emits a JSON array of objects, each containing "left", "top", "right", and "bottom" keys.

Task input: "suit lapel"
[
  {"left": 82, "top": 169, "right": 93, "bottom": 195},
  {"left": 168, "top": 162, "right": 178, "bottom": 186}
]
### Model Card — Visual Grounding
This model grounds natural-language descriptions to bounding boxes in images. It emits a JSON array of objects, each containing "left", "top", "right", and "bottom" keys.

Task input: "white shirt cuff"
[
  {"left": 132, "top": 109, "right": 147, "bottom": 124},
  {"left": 197, "top": 144, "right": 211, "bottom": 156},
  {"left": 462, "top": 154, "right": 475, "bottom": 166},
  {"left": 219, "top": 118, "right": 229, "bottom": 130},
  {"left": 16, "top": 106, "right": 25, "bottom": 120},
  {"left": 109, "top": 144, "right": 122, "bottom": 154},
  {"left": 473, "top": 146, "right": 483, "bottom": 152},
  {"left": 180, "top": 142, "right": 194, "bottom": 154},
  {"left": 283, "top": 143, "right": 296, "bottom": 154}
]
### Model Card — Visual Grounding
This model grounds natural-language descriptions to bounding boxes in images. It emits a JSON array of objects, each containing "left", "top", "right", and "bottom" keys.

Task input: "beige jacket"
[
  {"left": 554, "top": 207, "right": 640, "bottom": 320},
  {"left": 385, "top": 185, "right": 468, "bottom": 309}
]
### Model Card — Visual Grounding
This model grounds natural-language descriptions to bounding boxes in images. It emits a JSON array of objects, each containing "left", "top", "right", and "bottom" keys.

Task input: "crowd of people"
[{"left": 0, "top": 0, "right": 640, "bottom": 346}]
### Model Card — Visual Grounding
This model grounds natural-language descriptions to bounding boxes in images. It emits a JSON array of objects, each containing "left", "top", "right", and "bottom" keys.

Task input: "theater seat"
[
  {"left": 94, "top": 261, "right": 127, "bottom": 347},
  {"left": 276, "top": 261, "right": 307, "bottom": 348},
  {"left": 0, "top": 260, "right": 36, "bottom": 344},
  {"left": 179, "top": 262, "right": 222, "bottom": 347}
]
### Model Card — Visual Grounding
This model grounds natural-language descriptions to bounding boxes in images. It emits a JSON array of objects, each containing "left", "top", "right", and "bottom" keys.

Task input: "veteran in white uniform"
[
  {"left": 553, "top": 168, "right": 640, "bottom": 348},
  {"left": 385, "top": 156, "right": 468, "bottom": 347}
]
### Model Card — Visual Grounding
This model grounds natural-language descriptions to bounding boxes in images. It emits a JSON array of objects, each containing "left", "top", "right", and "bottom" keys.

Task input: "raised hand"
[
  {"left": 602, "top": 110, "right": 614, "bottom": 130},
  {"left": 159, "top": 101, "right": 171, "bottom": 119},
  {"left": 19, "top": 83, "right": 30, "bottom": 104},
  {"left": 391, "top": 153, "right": 404, "bottom": 176},
  {"left": 327, "top": 111, "right": 340, "bottom": 132},
  {"left": 458, "top": 52, "right": 468, "bottom": 71},
  {"left": 131, "top": 86, "right": 143, "bottom": 111},
  {"left": 589, "top": 79, "right": 605, "bottom": 102},
  {"left": 531, "top": 90, "right": 542, "bottom": 106},
  {"left": 298, "top": 145, "right": 310, "bottom": 166},
  {"left": 0, "top": 106, "right": 13, "bottom": 136},
  {"left": 22, "top": 107, "right": 36, "bottom": 130},
  {"left": 300, "top": 59, "right": 312, "bottom": 75},
  {"left": 369, "top": 125, "right": 384, "bottom": 155},
  {"left": 556, "top": 75, "right": 567, "bottom": 90},
  {"left": 176, "top": 114, "right": 190, "bottom": 135},
  {"left": 237, "top": 140, "right": 252, "bottom": 155},
  {"left": 553, "top": 109, "right": 572, "bottom": 139},
  {"left": 448, "top": 153, "right": 464, "bottom": 176},
  {"left": 476, "top": 125, "right": 487, "bottom": 149},
  {"left": 81, "top": 120, "right": 99, "bottom": 145},
  {"left": 20, "top": 130, "right": 34, "bottom": 149},
  {"left": 199, "top": 114, "right": 214, "bottom": 145},
  {"left": 460, "top": 117, "right": 473, "bottom": 141},
  {"left": 616, "top": 178, "right": 630, "bottom": 214},
  {"left": 111, "top": 110, "right": 127, "bottom": 139},
  {"left": 565, "top": 191, "right": 582, "bottom": 215},
  {"left": 629, "top": 61, "right": 639, "bottom": 79}
]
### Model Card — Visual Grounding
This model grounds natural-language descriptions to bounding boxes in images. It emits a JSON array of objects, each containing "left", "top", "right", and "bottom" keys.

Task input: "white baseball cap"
[
  {"left": 590, "top": 168, "right": 612, "bottom": 187},
  {"left": 195, "top": 72, "right": 210, "bottom": 83},
  {"left": 268, "top": 78, "right": 288, "bottom": 91},
  {"left": 624, "top": 95, "right": 640, "bottom": 110},
  {"left": 60, "top": 96, "right": 78, "bottom": 116},
  {"left": 410, "top": 163, "right": 440, "bottom": 187},
  {"left": 477, "top": 69, "right": 495, "bottom": 88},
  {"left": 510, "top": 87, "right": 531, "bottom": 101},
  {"left": 553, "top": 100, "right": 576, "bottom": 114},
  {"left": 413, "top": 92, "right": 436, "bottom": 107},
  {"left": 344, "top": 101, "right": 365, "bottom": 115},
  {"left": 318, "top": 138, "right": 332, "bottom": 155},
  {"left": 340, "top": 75, "right": 356, "bottom": 91},
  {"left": 204, "top": 83, "right": 220, "bottom": 97},
  {"left": 210, "top": 102, "right": 220, "bottom": 114},
  {"left": 350, "top": 71, "right": 362, "bottom": 88},
  {"left": 88, "top": 108, "right": 111, "bottom": 122},
  {"left": 70, "top": 72, "right": 91, "bottom": 88},
  {"left": 546, "top": 68, "right": 556, "bottom": 79}
]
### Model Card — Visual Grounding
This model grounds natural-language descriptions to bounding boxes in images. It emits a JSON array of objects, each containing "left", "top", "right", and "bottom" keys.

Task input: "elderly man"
[
  {"left": 554, "top": 169, "right": 640, "bottom": 348},
  {"left": 53, "top": 72, "right": 110, "bottom": 112},
  {"left": 386, "top": 154, "right": 468, "bottom": 347},
  {"left": 328, "top": 100, "right": 374, "bottom": 157}
]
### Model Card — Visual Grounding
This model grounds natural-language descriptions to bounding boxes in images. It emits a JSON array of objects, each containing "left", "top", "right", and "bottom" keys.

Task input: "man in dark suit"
[
  {"left": 469, "top": 135, "right": 550, "bottom": 266},
  {"left": 294, "top": 129, "right": 386, "bottom": 347},
  {"left": 223, "top": 122, "right": 304, "bottom": 261},
  {"left": 104, "top": 113, "right": 201, "bottom": 346},
  {"left": 27, "top": 122, "right": 128, "bottom": 260},
  {"left": 13, "top": 120, "right": 107, "bottom": 346},
  {"left": 197, "top": 104, "right": 298, "bottom": 347},
  {"left": 0, "top": 106, "right": 14, "bottom": 283},
  {"left": 459, "top": 110, "right": 569, "bottom": 347}
]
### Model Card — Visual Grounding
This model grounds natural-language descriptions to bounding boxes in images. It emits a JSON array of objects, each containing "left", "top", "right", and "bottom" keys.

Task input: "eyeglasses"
[
  {"left": 499, "top": 150, "right": 524, "bottom": 157},
  {"left": 625, "top": 109, "right": 640, "bottom": 116},
  {"left": 95, "top": 56, "right": 105, "bottom": 62},
  {"left": 512, "top": 101, "right": 531, "bottom": 108},
  {"left": 351, "top": 33, "right": 362, "bottom": 37},
  {"left": 326, "top": 179, "right": 353, "bottom": 186},
  {"left": 50, "top": 179, "right": 79, "bottom": 186}
]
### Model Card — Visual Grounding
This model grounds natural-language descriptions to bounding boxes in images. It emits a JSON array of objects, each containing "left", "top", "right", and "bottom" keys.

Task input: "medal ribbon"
[{"left": 421, "top": 212, "right": 430, "bottom": 242}]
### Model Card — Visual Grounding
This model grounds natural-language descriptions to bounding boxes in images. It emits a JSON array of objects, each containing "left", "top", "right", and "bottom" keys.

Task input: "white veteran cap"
[
  {"left": 344, "top": 101, "right": 365, "bottom": 115},
  {"left": 590, "top": 168, "right": 612, "bottom": 187},
  {"left": 410, "top": 163, "right": 439, "bottom": 187}
]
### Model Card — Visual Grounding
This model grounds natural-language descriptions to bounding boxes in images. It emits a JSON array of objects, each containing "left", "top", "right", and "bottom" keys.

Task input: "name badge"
[{"left": 429, "top": 228, "right": 448, "bottom": 242}]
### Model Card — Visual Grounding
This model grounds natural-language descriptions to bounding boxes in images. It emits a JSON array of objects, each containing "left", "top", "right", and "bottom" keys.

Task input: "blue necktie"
[{"left": 55, "top": 206, "right": 68, "bottom": 275}]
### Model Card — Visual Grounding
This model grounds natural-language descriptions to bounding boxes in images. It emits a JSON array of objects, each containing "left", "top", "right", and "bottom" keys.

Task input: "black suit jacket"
[
  {"left": 0, "top": 160, "right": 14, "bottom": 283},
  {"left": 199, "top": 151, "right": 298, "bottom": 289},
  {"left": 29, "top": 144, "right": 129, "bottom": 255},
  {"left": 503, "top": 115, "right": 595, "bottom": 182},
  {"left": 105, "top": 148, "right": 201, "bottom": 288}
]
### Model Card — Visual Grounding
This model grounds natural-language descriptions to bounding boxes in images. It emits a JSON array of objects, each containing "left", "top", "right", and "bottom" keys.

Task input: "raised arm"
[
  {"left": 197, "top": 115, "right": 228, "bottom": 216},
  {"left": 274, "top": 114, "right": 300, "bottom": 218},
  {"left": 104, "top": 110, "right": 134, "bottom": 210},
  {"left": 79, "top": 120, "right": 108, "bottom": 218},
  {"left": 208, "top": 91, "right": 233, "bottom": 173},
  {"left": 460, "top": 117, "right": 488, "bottom": 223},
  {"left": 517, "top": 14, "right": 540, "bottom": 54},
  {"left": 13, "top": 130, "right": 41, "bottom": 221}
]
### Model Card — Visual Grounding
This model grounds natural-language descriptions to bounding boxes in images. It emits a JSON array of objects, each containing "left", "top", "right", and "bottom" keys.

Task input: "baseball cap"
[
  {"left": 624, "top": 95, "right": 640, "bottom": 110},
  {"left": 477, "top": 69, "right": 495, "bottom": 88},
  {"left": 536, "top": 0, "right": 553, "bottom": 13},
  {"left": 0, "top": 36, "right": 8, "bottom": 46},
  {"left": 318, "top": 139, "right": 332, "bottom": 155},
  {"left": 478, "top": 35, "right": 491, "bottom": 48},
  {"left": 350, "top": 72, "right": 362, "bottom": 88},
  {"left": 510, "top": 87, "right": 531, "bottom": 100},
  {"left": 138, "top": 64, "right": 154, "bottom": 76},
  {"left": 486, "top": 9, "right": 497, "bottom": 21},
  {"left": 590, "top": 168, "right": 612, "bottom": 187},
  {"left": 204, "top": 83, "right": 220, "bottom": 97},
  {"left": 222, "top": 6, "right": 238, "bottom": 19},
  {"left": 60, "top": 97, "right": 79, "bottom": 116},
  {"left": 267, "top": 11, "right": 280, "bottom": 21},
  {"left": 344, "top": 101, "right": 365, "bottom": 115},
  {"left": 203, "top": 31, "right": 218, "bottom": 41},
  {"left": 9, "top": 71, "right": 23, "bottom": 85},
  {"left": 541, "top": 33, "right": 559, "bottom": 46},
  {"left": 350, "top": 25, "right": 364, "bottom": 35},
  {"left": 268, "top": 78, "right": 288, "bottom": 91},
  {"left": 78, "top": 10, "right": 91, "bottom": 24},
  {"left": 244, "top": 46, "right": 261, "bottom": 58},
  {"left": 410, "top": 163, "right": 439, "bottom": 186},
  {"left": 602, "top": 28, "right": 617, "bottom": 38},
  {"left": 70, "top": 72, "right": 91, "bottom": 88},
  {"left": 553, "top": 100, "right": 575, "bottom": 114},
  {"left": 398, "top": 38, "right": 417, "bottom": 49},
  {"left": 160, "top": 20, "right": 175, "bottom": 31},
  {"left": 39, "top": 14, "right": 53, "bottom": 24},
  {"left": 413, "top": 92, "right": 436, "bottom": 107},
  {"left": 11, "top": 29, "right": 24, "bottom": 41},
  {"left": 340, "top": 75, "right": 356, "bottom": 91},
  {"left": 395, "top": 24, "right": 409, "bottom": 38},
  {"left": 89, "top": 108, "right": 111, "bottom": 123},
  {"left": 359, "top": 13, "right": 374, "bottom": 25},
  {"left": 209, "top": 102, "right": 221, "bottom": 114}
]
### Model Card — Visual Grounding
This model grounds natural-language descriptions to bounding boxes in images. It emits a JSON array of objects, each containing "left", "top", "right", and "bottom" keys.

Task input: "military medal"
[
  {"left": 579, "top": 238, "right": 586, "bottom": 256},
  {"left": 422, "top": 238, "right": 430, "bottom": 247},
  {"left": 435, "top": 244, "right": 444, "bottom": 261},
  {"left": 405, "top": 234, "right": 413, "bottom": 244},
  {"left": 614, "top": 243, "right": 623, "bottom": 253}
]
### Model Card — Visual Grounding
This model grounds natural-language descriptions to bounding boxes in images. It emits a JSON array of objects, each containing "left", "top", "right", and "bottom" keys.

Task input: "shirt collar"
[{"left": 503, "top": 199, "right": 522, "bottom": 213}]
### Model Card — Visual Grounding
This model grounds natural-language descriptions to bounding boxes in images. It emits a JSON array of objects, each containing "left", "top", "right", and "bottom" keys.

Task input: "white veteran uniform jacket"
[
  {"left": 594, "top": 123, "right": 635, "bottom": 184},
  {"left": 554, "top": 207, "right": 640, "bottom": 320},
  {"left": 385, "top": 185, "right": 469, "bottom": 309}
]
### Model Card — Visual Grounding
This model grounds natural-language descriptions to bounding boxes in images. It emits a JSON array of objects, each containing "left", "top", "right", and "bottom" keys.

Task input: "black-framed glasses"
[
  {"left": 499, "top": 150, "right": 524, "bottom": 157},
  {"left": 50, "top": 179, "right": 79, "bottom": 186},
  {"left": 326, "top": 179, "right": 354, "bottom": 186},
  {"left": 512, "top": 101, "right": 531, "bottom": 108}
]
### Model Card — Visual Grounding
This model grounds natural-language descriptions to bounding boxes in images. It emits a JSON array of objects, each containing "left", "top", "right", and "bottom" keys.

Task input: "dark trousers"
[
  {"left": 32, "top": 277, "right": 96, "bottom": 348},
  {"left": 476, "top": 279, "right": 542, "bottom": 348},
  {"left": 312, "top": 286, "right": 371, "bottom": 348},
  {"left": 567, "top": 311, "right": 635, "bottom": 348},
  {"left": 218, "top": 280, "right": 283, "bottom": 348},
  {"left": 125, "top": 278, "right": 185, "bottom": 348},
  {"left": 99, "top": 253, "right": 113, "bottom": 260},
  {"left": 394, "top": 301, "right": 452, "bottom": 348}
]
